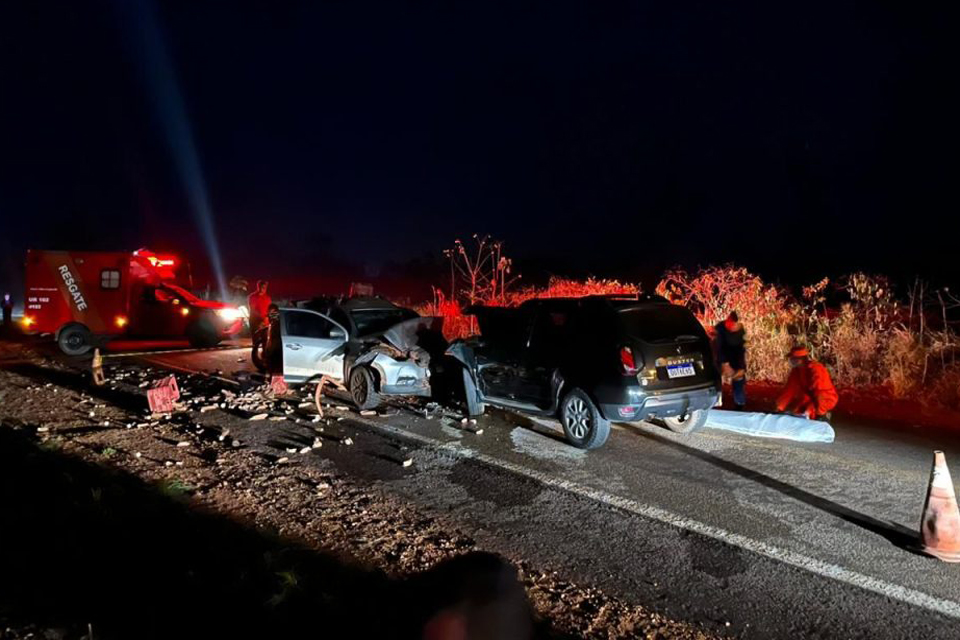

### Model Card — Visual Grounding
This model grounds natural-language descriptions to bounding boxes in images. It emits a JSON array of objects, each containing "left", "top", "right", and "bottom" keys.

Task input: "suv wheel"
[
  {"left": 349, "top": 366, "right": 382, "bottom": 411},
  {"left": 560, "top": 388, "right": 610, "bottom": 450},
  {"left": 659, "top": 409, "right": 709, "bottom": 434}
]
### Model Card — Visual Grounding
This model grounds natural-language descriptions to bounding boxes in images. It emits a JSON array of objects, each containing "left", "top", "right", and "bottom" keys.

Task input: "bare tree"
[{"left": 445, "top": 234, "right": 519, "bottom": 306}]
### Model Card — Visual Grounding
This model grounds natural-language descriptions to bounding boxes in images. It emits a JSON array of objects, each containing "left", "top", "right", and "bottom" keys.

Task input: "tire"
[
  {"left": 559, "top": 388, "right": 610, "bottom": 450},
  {"left": 349, "top": 366, "right": 382, "bottom": 411},
  {"left": 658, "top": 409, "right": 709, "bottom": 435},
  {"left": 57, "top": 323, "right": 92, "bottom": 356},
  {"left": 187, "top": 318, "right": 221, "bottom": 348}
]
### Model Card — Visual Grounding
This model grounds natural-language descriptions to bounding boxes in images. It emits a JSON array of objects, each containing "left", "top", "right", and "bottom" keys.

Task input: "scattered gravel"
[{"left": 0, "top": 342, "right": 721, "bottom": 640}]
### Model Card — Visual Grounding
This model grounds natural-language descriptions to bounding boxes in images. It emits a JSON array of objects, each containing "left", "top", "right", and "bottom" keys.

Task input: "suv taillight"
[{"left": 620, "top": 346, "right": 640, "bottom": 375}]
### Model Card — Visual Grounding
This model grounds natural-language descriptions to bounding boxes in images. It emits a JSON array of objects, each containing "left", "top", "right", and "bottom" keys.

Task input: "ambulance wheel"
[
  {"left": 58, "top": 324, "right": 92, "bottom": 356},
  {"left": 187, "top": 319, "right": 221, "bottom": 348}
]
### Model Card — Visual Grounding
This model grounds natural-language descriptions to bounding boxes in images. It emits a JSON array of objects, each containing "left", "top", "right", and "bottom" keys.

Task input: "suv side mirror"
[{"left": 330, "top": 327, "right": 346, "bottom": 340}]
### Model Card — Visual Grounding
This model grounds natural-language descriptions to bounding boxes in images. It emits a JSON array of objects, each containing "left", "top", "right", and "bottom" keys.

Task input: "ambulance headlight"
[{"left": 216, "top": 308, "right": 243, "bottom": 322}]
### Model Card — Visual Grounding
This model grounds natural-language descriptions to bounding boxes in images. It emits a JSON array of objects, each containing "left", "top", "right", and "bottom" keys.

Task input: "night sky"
[{"left": 1, "top": 1, "right": 956, "bottom": 302}]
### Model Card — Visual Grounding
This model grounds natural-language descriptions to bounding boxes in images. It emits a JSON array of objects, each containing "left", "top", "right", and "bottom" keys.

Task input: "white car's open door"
[{"left": 279, "top": 308, "right": 348, "bottom": 383}]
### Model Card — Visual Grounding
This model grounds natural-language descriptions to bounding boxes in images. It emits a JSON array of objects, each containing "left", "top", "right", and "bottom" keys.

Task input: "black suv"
[{"left": 447, "top": 295, "right": 721, "bottom": 449}]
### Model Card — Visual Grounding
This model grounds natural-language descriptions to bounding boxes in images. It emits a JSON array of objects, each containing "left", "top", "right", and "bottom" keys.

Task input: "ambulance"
[{"left": 22, "top": 248, "right": 243, "bottom": 355}]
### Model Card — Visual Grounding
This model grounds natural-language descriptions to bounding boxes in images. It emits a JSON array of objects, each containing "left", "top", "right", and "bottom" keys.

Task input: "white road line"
[{"left": 350, "top": 417, "right": 960, "bottom": 621}]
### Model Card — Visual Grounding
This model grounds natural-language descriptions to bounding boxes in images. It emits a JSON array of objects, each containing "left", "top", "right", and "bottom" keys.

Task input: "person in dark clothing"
[
  {"left": 2, "top": 293, "right": 13, "bottom": 331},
  {"left": 715, "top": 311, "right": 747, "bottom": 409},
  {"left": 263, "top": 303, "right": 283, "bottom": 374}
]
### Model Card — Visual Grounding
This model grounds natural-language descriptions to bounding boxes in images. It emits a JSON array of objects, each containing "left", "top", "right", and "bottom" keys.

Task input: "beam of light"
[{"left": 114, "top": 0, "right": 227, "bottom": 300}]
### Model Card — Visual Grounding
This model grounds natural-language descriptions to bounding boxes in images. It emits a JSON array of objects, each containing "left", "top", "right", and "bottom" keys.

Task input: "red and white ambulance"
[{"left": 22, "top": 248, "right": 243, "bottom": 355}]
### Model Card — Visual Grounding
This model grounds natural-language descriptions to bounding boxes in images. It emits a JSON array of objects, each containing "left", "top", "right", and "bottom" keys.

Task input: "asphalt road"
[{"left": 117, "top": 342, "right": 960, "bottom": 639}]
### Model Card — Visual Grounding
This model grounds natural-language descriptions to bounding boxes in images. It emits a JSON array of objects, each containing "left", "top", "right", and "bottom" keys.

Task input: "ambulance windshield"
[{"left": 161, "top": 283, "right": 201, "bottom": 304}]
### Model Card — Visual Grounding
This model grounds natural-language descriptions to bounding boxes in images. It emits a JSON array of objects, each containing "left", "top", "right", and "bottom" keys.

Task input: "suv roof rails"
[
  {"left": 502, "top": 293, "right": 672, "bottom": 310},
  {"left": 613, "top": 293, "right": 669, "bottom": 303},
  {"left": 584, "top": 293, "right": 642, "bottom": 300},
  {"left": 580, "top": 293, "right": 668, "bottom": 303}
]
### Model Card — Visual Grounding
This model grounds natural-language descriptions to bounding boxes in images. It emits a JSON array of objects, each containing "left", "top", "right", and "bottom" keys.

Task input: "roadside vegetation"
[
  {"left": 418, "top": 236, "right": 960, "bottom": 410},
  {"left": 658, "top": 267, "right": 960, "bottom": 410}
]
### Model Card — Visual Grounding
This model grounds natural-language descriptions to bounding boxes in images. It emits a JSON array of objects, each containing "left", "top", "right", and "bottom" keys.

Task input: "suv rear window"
[{"left": 618, "top": 305, "right": 704, "bottom": 343}]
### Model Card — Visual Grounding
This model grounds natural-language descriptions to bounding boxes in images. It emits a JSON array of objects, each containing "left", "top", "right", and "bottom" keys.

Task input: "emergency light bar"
[{"left": 133, "top": 249, "right": 178, "bottom": 268}]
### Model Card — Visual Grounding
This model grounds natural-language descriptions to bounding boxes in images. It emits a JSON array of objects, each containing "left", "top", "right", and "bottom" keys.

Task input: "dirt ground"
[{"left": 0, "top": 341, "right": 722, "bottom": 640}]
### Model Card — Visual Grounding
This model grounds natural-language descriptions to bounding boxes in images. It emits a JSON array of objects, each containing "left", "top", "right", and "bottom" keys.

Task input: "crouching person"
[{"left": 776, "top": 346, "right": 838, "bottom": 420}]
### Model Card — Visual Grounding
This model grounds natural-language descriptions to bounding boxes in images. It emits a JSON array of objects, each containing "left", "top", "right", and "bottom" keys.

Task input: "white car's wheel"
[{"left": 349, "top": 366, "right": 382, "bottom": 411}]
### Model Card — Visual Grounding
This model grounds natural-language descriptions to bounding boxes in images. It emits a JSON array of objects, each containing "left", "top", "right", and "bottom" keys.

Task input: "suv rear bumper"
[{"left": 599, "top": 384, "right": 720, "bottom": 422}]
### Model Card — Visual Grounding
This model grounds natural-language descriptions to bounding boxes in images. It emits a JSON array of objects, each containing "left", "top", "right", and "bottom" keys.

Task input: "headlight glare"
[{"left": 217, "top": 308, "right": 243, "bottom": 322}]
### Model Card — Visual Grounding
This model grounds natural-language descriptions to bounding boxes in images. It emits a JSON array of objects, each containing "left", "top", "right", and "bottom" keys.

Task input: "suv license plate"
[{"left": 666, "top": 363, "right": 696, "bottom": 379}]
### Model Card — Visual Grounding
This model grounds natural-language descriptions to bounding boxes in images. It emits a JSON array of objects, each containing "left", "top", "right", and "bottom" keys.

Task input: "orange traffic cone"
[{"left": 919, "top": 451, "right": 960, "bottom": 562}]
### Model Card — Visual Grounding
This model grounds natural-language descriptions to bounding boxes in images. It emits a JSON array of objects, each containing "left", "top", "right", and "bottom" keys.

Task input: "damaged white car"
[{"left": 277, "top": 297, "right": 446, "bottom": 410}]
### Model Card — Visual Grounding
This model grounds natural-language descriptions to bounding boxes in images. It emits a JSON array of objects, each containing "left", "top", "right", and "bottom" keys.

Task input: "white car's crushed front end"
[
  {"left": 353, "top": 316, "right": 444, "bottom": 397},
  {"left": 367, "top": 351, "right": 432, "bottom": 396}
]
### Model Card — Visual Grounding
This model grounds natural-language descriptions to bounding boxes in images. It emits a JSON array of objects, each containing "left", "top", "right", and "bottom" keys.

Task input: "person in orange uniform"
[
  {"left": 247, "top": 280, "right": 272, "bottom": 336},
  {"left": 776, "top": 346, "right": 839, "bottom": 420}
]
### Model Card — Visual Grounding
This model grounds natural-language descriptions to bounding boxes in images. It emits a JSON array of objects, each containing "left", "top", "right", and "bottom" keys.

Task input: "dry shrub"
[
  {"left": 882, "top": 328, "right": 925, "bottom": 398},
  {"left": 827, "top": 305, "right": 885, "bottom": 387},
  {"left": 824, "top": 274, "right": 901, "bottom": 388},
  {"left": 926, "top": 367, "right": 960, "bottom": 411},
  {"left": 508, "top": 277, "right": 639, "bottom": 305},
  {"left": 657, "top": 266, "right": 960, "bottom": 410},
  {"left": 656, "top": 266, "right": 794, "bottom": 381},
  {"left": 914, "top": 329, "right": 960, "bottom": 407},
  {"left": 415, "top": 288, "right": 476, "bottom": 341}
]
